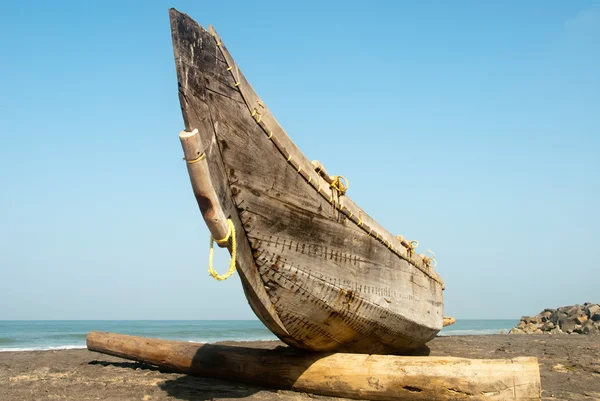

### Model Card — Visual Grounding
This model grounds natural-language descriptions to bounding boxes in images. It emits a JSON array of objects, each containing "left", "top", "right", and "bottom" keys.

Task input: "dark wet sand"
[{"left": 1, "top": 335, "right": 599, "bottom": 400}]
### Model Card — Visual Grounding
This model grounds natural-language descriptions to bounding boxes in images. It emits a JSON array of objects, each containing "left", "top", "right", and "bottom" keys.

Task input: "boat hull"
[{"left": 170, "top": 9, "right": 444, "bottom": 353}]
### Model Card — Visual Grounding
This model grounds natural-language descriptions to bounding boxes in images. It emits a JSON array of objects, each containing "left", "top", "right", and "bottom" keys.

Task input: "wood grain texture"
[
  {"left": 87, "top": 332, "right": 542, "bottom": 401},
  {"left": 170, "top": 8, "right": 445, "bottom": 353}
]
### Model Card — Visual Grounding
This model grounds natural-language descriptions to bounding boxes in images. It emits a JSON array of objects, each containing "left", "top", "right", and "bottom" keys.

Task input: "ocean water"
[
  {"left": 439, "top": 319, "right": 517, "bottom": 336},
  {"left": 0, "top": 319, "right": 518, "bottom": 352},
  {"left": 0, "top": 320, "right": 277, "bottom": 352}
]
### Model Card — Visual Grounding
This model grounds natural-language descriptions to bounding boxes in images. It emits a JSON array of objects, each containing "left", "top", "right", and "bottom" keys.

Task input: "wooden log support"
[{"left": 87, "top": 332, "right": 541, "bottom": 401}]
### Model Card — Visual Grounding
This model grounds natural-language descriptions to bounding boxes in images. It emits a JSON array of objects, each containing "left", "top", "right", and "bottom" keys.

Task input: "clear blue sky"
[{"left": 1, "top": 1, "right": 598, "bottom": 320}]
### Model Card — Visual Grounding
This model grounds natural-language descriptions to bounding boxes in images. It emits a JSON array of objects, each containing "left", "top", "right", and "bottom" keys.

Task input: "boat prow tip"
[{"left": 168, "top": 7, "right": 183, "bottom": 18}]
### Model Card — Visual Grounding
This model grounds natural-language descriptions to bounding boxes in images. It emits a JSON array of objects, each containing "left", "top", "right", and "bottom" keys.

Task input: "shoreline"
[
  {"left": 1, "top": 335, "right": 598, "bottom": 400},
  {"left": 0, "top": 328, "right": 520, "bottom": 353}
]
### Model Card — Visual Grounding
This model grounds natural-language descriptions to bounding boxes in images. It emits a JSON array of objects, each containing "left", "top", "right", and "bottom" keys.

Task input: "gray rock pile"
[{"left": 509, "top": 303, "right": 600, "bottom": 335}]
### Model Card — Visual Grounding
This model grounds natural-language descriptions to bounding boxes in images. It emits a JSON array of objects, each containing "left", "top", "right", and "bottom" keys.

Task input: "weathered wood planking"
[
  {"left": 205, "top": 78, "right": 441, "bottom": 351},
  {"left": 88, "top": 332, "right": 543, "bottom": 401},
  {"left": 239, "top": 189, "right": 441, "bottom": 352},
  {"left": 170, "top": 9, "right": 445, "bottom": 353},
  {"left": 209, "top": 25, "right": 444, "bottom": 286}
]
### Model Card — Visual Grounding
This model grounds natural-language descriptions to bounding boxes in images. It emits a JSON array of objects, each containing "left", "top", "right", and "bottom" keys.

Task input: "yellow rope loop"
[
  {"left": 257, "top": 100, "right": 265, "bottom": 108},
  {"left": 330, "top": 175, "right": 349, "bottom": 196},
  {"left": 186, "top": 153, "right": 206, "bottom": 164},
  {"left": 407, "top": 240, "right": 419, "bottom": 254},
  {"left": 208, "top": 219, "right": 237, "bottom": 281},
  {"left": 251, "top": 108, "right": 262, "bottom": 123},
  {"left": 422, "top": 256, "right": 437, "bottom": 268},
  {"left": 358, "top": 210, "right": 363, "bottom": 226},
  {"left": 424, "top": 249, "right": 437, "bottom": 268}
]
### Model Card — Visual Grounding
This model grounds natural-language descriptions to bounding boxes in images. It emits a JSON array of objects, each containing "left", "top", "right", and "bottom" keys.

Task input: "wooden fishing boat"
[{"left": 169, "top": 9, "right": 446, "bottom": 354}]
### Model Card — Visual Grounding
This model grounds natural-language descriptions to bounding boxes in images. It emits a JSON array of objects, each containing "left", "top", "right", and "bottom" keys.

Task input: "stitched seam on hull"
[
  {"left": 260, "top": 262, "right": 435, "bottom": 348},
  {"left": 235, "top": 187, "right": 435, "bottom": 286},
  {"left": 278, "top": 312, "right": 345, "bottom": 349},
  {"left": 246, "top": 229, "right": 417, "bottom": 278},
  {"left": 255, "top": 249, "right": 440, "bottom": 346},
  {"left": 205, "top": 86, "right": 245, "bottom": 104}
]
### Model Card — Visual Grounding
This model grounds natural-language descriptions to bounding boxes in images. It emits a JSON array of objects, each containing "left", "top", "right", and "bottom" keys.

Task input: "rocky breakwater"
[{"left": 510, "top": 303, "right": 600, "bottom": 335}]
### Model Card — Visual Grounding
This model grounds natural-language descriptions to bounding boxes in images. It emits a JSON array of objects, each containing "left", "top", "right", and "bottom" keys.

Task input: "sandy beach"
[{"left": 0, "top": 334, "right": 598, "bottom": 401}]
